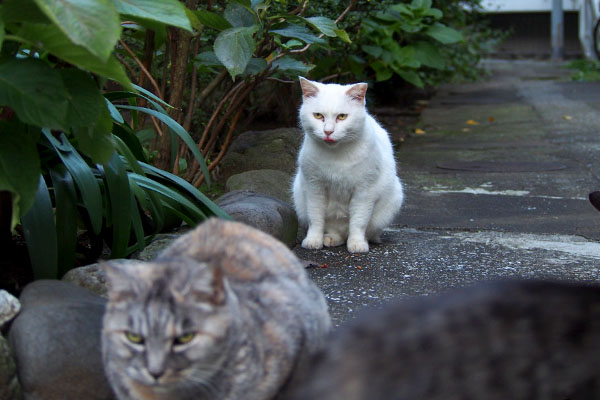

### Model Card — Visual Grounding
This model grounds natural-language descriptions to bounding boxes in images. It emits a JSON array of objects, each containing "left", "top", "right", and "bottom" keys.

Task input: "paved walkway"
[{"left": 294, "top": 60, "right": 600, "bottom": 325}]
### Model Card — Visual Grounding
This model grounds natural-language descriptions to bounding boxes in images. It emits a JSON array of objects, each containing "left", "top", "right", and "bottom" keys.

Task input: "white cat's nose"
[{"left": 324, "top": 129, "right": 334, "bottom": 136}]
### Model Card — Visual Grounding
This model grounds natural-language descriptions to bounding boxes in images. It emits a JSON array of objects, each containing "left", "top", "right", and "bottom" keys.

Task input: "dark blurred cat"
[
  {"left": 102, "top": 219, "right": 331, "bottom": 400},
  {"left": 281, "top": 280, "right": 600, "bottom": 400}
]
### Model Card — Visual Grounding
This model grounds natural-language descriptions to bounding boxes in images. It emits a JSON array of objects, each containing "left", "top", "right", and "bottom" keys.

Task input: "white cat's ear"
[
  {"left": 346, "top": 83, "right": 368, "bottom": 103},
  {"left": 299, "top": 77, "right": 319, "bottom": 98}
]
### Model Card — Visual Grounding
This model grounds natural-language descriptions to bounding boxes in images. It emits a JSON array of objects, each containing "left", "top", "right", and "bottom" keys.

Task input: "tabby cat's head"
[
  {"left": 101, "top": 258, "right": 234, "bottom": 397},
  {"left": 299, "top": 77, "right": 368, "bottom": 146}
]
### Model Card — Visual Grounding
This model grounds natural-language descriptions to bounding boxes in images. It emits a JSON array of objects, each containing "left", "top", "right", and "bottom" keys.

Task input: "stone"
[
  {"left": 217, "top": 190, "right": 298, "bottom": 248},
  {"left": 226, "top": 169, "right": 293, "bottom": 204},
  {"left": 0, "top": 335, "right": 20, "bottom": 400},
  {"left": 0, "top": 290, "right": 20, "bottom": 329},
  {"left": 9, "top": 280, "right": 113, "bottom": 400},
  {"left": 62, "top": 263, "right": 107, "bottom": 298},
  {"left": 132, "top": 233, "right": 181, "bottom": 261},
  {"left": 220, "top": 127, "right": 302, "bottom": 181}
]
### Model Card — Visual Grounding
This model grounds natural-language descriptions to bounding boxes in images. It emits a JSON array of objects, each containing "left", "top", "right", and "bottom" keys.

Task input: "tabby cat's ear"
[
  {"left": 102, "top": 261, "right": 145, "bottom": 302},
  {"left": 346, "top": 83, "right": 368, "bottom": 104},
  {"left": 299, "top": 77, "right": 319, "bottom": 98},
  {"left": 173, "top": 263, "right": 226, "bottom": 306}
]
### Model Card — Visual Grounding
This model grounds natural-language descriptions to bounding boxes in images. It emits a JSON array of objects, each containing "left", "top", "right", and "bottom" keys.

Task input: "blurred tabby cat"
[
  {"left": 281, "top": 280, "right": 600, "bottom": 400},
  {"left": 101, "top": 219, "right": 331, "bottom": 400}
]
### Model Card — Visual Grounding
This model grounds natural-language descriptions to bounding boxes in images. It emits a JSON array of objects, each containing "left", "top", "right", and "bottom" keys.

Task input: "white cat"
[{"left": 292, "top": 77, "right": 404, "bottom": 253}]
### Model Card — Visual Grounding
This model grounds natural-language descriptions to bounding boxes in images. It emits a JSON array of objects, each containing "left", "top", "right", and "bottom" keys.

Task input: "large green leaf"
[
  {"left": 73, "top": 101, "right": 115, "bottom": 163},
  {"left": 270, "top": 24, "right": 326, "bottom": 45},
  {"left": 271, "top": 56, "right": 314, "bottom": 75},
  {"left": 196, "top": 10, "right": 232, "bottom": 31},
  {"left": 224, "top": 2, "right": 255, "bottom": 27},
  {"left": 18, "top": 23, "right": 132, "bottom": 88},
  {"left": 0, "top": 122, "right": 41, "bottom": 226},
  {"left": 304, "top": 16, "right": 337, "bottom": 37},
  {"left": 33, "top": 0, "right": 120, "bottom": 62},
  {"left": 214, "top": 25, "right": 258, "bottom": 80},
  {"left": 112, "top": 0, "right": 192, "bottom": 32},
  {"left": 425, "top": 23, "right": 464, "bottom": 44},
  {"left": 395, "top": 68, "right": 424, "bottom": 88},
  {"left": 413, "top": 41, "right": 445, "bottom": 69},
  {"left": 42, "top": 129, "right": 104, "bottom": 234},
  {"left": 49, "top": 166, "right": 77, "bottom": 277},
  {"left": 0, "top": 58, "right": 69, "bottom": 129},
  {"left": 0, "top": 0, "right": 50, "bottom": 23},
  {"left": 60, "top": 69, "right": 104, "bottom": 127},
  {"left": 102, "top": 153, "right": 131, "bottom": 258},
  {"left": 21, "top": 175, "right": 58, "bottom": 279}
]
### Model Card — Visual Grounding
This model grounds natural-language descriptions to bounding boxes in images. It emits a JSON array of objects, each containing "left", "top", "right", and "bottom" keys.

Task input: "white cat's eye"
[
  {"left": 124, "top": 331, "right": 144, "bottom": 345},
  {"left": 337, "top": 114, "right": 348, "bottom": 120},
  {"left": 313, "top": 113, "right": 324, "bottom": 120},
  {"left": 174, "top": 332, "right": 196, "bottom": 346}
]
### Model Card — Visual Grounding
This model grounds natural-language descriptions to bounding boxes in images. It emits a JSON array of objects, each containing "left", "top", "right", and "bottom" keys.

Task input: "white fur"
[{"left": 292, "top": 78, "right": 404, "bottom": 253}]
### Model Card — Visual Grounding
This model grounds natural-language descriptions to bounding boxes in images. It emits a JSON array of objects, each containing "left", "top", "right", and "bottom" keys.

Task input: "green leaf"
[
  {"left": 271, "top": 24, "right": 326, "bottom": 44},
  {"left": 33, "top": 0, "right": 120, "bottom": 61},
  {"left": 194, "top": 51, "right": 223, "bottom": 68},
  {"left": 214, "top": 25, "right": 258, "bottom": 79},
  {"left": 105, "top": 98, "right": 125, "bottom": 124},
  {"left": 304, "top": 16, "right": 337, "bottom": 37},
  {"left": 0, "top": 58, "right": 69, "bottom": 129},
  {"left": 60, "top": 69, "right": 104, "bottom": 128},
  {"left": 413, "top": 41, "right": 445, "bottom": 69},
  {"left": 224, "top": 2, "right": 255, "bottom": 27},
  {"left": 0, "top": 0, "right": 50, "bottom": 23},
  {"left": 127, "top": 188, "right": 146, "bottom": 253},
  {"left": 21, "top": 175, "right": 58, "bottom": 279},
  {"left": 49, "top": 166, "right": 77, "bottom": 277},
  {"left": 42, "top": 129, "right": 104, "bottom": 234},
  {"left": 19, "top": 23, "right": 132, "bottom": 88},
  {"left": 73, "top": 100, "right": 115, "bottom": 163},
  {"left": 115, "top": 105, "right": 211, "bottom": 187},
  {"left": 112, "top": 0, "right": 192, "bottom": 31},
  {"left": 396, "top": 68, "right": 424, "bottom": 88},
  {"left": 139, "top": 161, "right": 231, "bottom": 220},
  {"left": 0, "top": 122, "right": 41, "bottom": 226},
  {"left": 370, "top": 60, "right": 393, "bottom": 82},
  {"left": 426, "top": 23, "right": 464, "bottom": 44},
  {"left": 271, "top": 56, "right": 314, "bottom": 75},
  {"left": 334, "top": 29, "right": 351, "bottom": 43},
  {"left": 362, "top": 44, "right": 383, "bottom": 58},
  {"left": 102, "top": 153, "right": 131, "bottom": 258},
  {"left": 112, "top": 125, "right": 147, "bottom": 165},
  {"left": 244, "top": 58, "right": 267, "bottom": 75},
  {"left": 195, "top": 10, "right": 232, "bottom": 31}
]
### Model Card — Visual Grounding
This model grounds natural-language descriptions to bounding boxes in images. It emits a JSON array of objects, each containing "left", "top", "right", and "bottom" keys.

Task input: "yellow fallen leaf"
[
  {"left": 562, "top": 115, "right": 572, "bottom": 121},
  {"left": 489, "top": 116, "right": 495, "bottom": 123},
  {"left": 466, "top": 119, "right": 479, "bottom": 125},
  {"left": 415, "top": 128, "right": 426, "bottom": 135},
  {"left": 462, "top": 128, "right": 470, "bottom": 132}
]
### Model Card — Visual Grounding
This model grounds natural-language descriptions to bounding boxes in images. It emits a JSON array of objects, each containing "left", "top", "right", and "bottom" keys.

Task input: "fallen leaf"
[
  {"left": 414, "top": 128, "right": 426, "bottom": 135},
  {"left": 489, "top": 116, "right": 495, "bottom": 123},
  {"left": 466, "top": 119, "right": 479, "bottom": 125},
  {"left": 562, "top": 115, "right": 572, "bottom": 121},
  {"left": 462, "top": 128, "right": 470, "bottom": 132}
]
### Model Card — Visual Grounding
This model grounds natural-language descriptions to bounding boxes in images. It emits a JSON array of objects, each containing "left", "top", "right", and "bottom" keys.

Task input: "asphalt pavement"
[{"left": 293, "top": 60, "right": 600, "bottom": 325}]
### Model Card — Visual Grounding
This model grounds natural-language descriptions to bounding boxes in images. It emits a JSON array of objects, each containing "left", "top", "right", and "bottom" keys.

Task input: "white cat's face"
[{"left": 299, "top": 78, "right": 368, "bottom": 146}]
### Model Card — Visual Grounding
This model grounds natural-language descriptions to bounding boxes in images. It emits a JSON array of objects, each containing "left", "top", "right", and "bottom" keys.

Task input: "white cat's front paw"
[
  {"left": 347, "top": 237, "right": 369, "bottom": 253},
  {"left": 302, "top": 236, "right": 323, "bottom": 249}
]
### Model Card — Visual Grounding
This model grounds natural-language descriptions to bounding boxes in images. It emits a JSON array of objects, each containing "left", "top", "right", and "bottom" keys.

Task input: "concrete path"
[{"left": 294, "top": 60, "right": 600, "bottom": 325}]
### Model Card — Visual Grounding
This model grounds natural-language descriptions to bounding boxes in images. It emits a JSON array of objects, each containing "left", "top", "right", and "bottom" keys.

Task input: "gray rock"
[
  {"left": 220, "top": 127, "right": 302, "bottom": 181},
  {"left": 133, "top": 233, "right": 181, "bottom": 261},
  {"left": 0, "top": 290, "right": 20, "bottom": 329},
  {"left": 62, "top": 263, "right": 107, "bottom": 298},
  {"left": 217, "top": 190, "right": 298, "bottom": 248},
  {"left": 9, "top": 280, "right": 113, "bottom": 400},
  {"left": 0, "top": 335, "right": 20, "bottom": 400},
  {"left": 226, "top": 169, "right": 293, "bottom": 203}
]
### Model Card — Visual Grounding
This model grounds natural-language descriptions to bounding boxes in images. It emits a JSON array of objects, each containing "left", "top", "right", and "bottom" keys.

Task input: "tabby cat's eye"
[
  {"left": 174, "top": 332, "right": 196, "bottom": 346},
  {"left": 337, "top": 114, "right": 348, "bottom": 120},
  {"left": 124, "top": 332, "right": 144, "bottom": 344},
  {"left": 313, "top": 113, "right": 324, "bottom": 120}
]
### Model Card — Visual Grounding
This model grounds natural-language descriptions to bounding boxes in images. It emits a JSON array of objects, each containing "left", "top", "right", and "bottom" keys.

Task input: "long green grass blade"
[
  {"left": 113, "top": 136, "right": 146, "bottom": 175},
  {"left": 42, "top": 129, "right": 104, "bottom": 234},
  {"left": 115, "top": 105, "right": 211, "bottom": 187},
  {"left": 102, "top": 153, "right": 131, "bottom": 258},
  {"left": 49, "top": 166, "right": 77, "bottom": 277},
  {"left": 139, "top": 161, "right": 231, "bottom": 219},
  {"left": 112, "top": 124, "right": 147, "bottom": 163},
  {"left": 127, "top": 189, "right": 146, "bottom": 254},
  {"left": 130, "top": 174, "right": 207, "bottom": 220},
  {"left": 128, "top": 175, "right": 165, "bottom": 233},
  {"left": 21, "top": 175, "right": 58, "bottom": 279}
]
